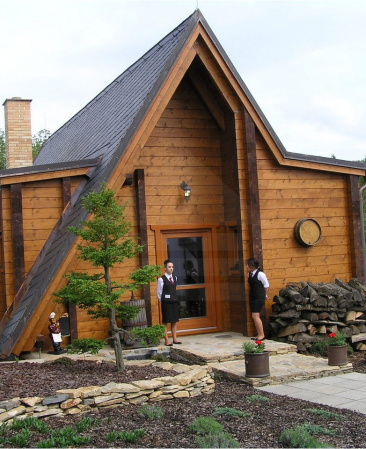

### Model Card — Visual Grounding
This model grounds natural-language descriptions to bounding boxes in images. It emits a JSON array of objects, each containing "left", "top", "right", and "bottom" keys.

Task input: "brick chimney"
[{"left": 3, "top": 97, "right": 33, "bottom": 169}]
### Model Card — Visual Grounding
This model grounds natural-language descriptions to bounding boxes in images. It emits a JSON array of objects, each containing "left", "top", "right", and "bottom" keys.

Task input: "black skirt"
[
  {"left": 249, "top": 298, "right": 265, "bottom": 314},
  {"left": 161, "top": 301, "right": 179, "bottom": 324}
]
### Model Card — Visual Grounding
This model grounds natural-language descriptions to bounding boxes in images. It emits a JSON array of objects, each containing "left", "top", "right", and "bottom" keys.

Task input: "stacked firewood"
[{"left": 269, "top": 278, "right": 366, "bottom": 351}]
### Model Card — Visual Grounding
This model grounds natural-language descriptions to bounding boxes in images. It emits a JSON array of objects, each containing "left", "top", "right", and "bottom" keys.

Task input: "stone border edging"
[{"left": 0, "top": 362, "right": 214, "bottom": 423}]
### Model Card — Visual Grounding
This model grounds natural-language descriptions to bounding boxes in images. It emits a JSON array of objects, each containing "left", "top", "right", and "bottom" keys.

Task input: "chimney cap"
[{"left": 3, "top": 97, "right": 32, "bottom": 106}]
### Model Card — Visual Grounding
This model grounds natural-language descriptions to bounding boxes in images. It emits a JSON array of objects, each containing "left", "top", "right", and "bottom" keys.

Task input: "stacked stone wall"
[{"left": 0, "top": 362, "right": 214, "bottom": 423}]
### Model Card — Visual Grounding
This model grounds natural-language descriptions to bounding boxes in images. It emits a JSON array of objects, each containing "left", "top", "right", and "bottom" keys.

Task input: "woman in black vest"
[
  {"left": 247, "top": 258, "right": 269, "bottom": 341},
  {"left": 157, "top": 259, "right": 181, "bottom": 346}
]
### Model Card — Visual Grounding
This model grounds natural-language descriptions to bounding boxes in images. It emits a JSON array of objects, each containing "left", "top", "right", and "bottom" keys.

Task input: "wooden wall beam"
[
  {"left": 0, "top": 188, "right": 6, "bottom": 313},
  {"left": 194, "top": 38, "right": 239, "bottom": 113},
  {"left": 348, "top": 175, "right": 365, "bottom": 281},
  {"left": 243, "top": 108, "right": 266, "bottom": 335},
  {"left": 62, "top": 177, "right": 72, "bottom": 207},
  {"left": 61, "top": 176, "right": 78, "bottom": 339},
  {"left": 10, "top": 184, "right": 25, "bottom": 293},
  {"left": 187, "top": 66, "right": 225, "bottom": 131},
  {"left": 243, "top": 110, "right": 263, "bottom": 266},
  {"left": 134, "top": 169, "right": 152, "bottom": 325}
]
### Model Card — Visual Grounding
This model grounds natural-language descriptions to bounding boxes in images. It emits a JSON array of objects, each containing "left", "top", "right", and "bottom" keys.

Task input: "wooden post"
[
  {"left": 243, "top": 109, "right": 263, "bottom": 267},
  {"left": 348, "top": 175, "right": 365, "bottom": 282},
  {"left": 10, "top": 184, "right": 25, "bottom": 293},
  {"left": 243, "top": 108, "right": 266, "bottom": 335},
  {"left": 134, "top": 169, "right": 152, "bottom": 325}
]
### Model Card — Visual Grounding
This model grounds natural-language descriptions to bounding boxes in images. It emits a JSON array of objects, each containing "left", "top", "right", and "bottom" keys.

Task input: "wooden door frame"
[{"left": 151, "top": 223, "right": 223, "bottom": 334}]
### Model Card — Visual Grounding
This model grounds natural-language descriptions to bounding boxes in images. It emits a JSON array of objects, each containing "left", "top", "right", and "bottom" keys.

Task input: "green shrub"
[
  {"left": 106, "top": 431, "right": 118, "bottom": 442},
  {"left": 10, "top": 417, "right": 30, "bottom": 430},
  {"left": 7, "top": 428, "right": 30, "bottom": 447},
  {"left": 39, "top": 426, "right": 92, "bottom": 447},
  {"left": 75, "top": 416, "right": 100, "bottom": 432},
  {"left": 0, "top": 423, "right": 7, "bottom": 436},
  {"left": 36, "top": 438, "right": 56, "bottom": 448},
  {"left": 310, "top": 341, "right": 329, "bottom": 357},
  {"left": 189, "top": 417, "right": 223, "bottom": 435},
  {"left": 30, "top": 419, "right": 51, "bottom": 434},
  {"left": 130, "top": 325, "right": 165, "bottom": 347},
  {"left": 152, "top": 354, "right": 170, "bottom": 362},
  {"left": 300, "top": 424, "right": 335, "bottom": 435},
  {"left": 138, "top": 404, "right": 163, "bottom": 419},
  {"left": 305, "top": 408, "right": 344, "bottom": 421},
  {"left": 196, "top": 431, "right": 239, "bottom": 448},
  {"left": 213, "top": 407, "right": 250, "bottom": 418},
  {"left": 247, "top": 394, "right": 270, "bottom": 402},
  {"left": 49, "top": 357, "right": 76, "bottom": 366},
  {"left": 119, "top": 429, "right": 145, "bottom": 443},
  {"left": 67, "top": 337, "right": 105, "bottom": 355},
  {"left": 279, "top": 426, "right": 332, "bottom": 448}
]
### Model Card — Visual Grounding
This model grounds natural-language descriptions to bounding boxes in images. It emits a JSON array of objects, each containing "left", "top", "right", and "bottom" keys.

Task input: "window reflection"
[{"left": 167, "top": 237, "right": 206, "bottom": 318}]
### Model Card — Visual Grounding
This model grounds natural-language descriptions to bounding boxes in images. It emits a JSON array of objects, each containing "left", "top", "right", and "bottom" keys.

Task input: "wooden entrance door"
[{"left": 160, "top": 229, "right": 217, "bottom": 332}]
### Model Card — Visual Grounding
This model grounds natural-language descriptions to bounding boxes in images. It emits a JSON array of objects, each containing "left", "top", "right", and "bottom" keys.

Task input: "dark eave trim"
[{"left": 0, "top": 158, "right": 101, "bottom": 179}]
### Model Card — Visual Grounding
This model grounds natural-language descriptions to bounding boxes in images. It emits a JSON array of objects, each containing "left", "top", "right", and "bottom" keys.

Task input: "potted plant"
[
  {"left": 242, "top": 340, "right": 270, "bottom": 378},
  {"left": 327, "top": 332, "right": 348, "bottom": 366}
]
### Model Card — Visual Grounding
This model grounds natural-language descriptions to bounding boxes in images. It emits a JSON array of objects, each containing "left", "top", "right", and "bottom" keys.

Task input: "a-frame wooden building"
[{"left": 1, "top": 10, "right": 365, "bottom": 357}]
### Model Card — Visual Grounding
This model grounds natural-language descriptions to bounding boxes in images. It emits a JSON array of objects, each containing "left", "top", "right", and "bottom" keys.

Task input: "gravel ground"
[{"left": 0, "top": 352, "right": 365, "bottom": 447}]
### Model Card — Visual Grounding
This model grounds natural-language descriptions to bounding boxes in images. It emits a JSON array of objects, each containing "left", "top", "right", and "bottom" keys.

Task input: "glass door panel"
[{"left": 161, "top": 230, "right": 217, "bottom": 331}]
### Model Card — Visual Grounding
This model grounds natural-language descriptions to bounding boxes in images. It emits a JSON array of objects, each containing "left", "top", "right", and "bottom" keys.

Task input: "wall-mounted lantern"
[{"left": 180, "top": 181, "right": 191, "bottom": 202}]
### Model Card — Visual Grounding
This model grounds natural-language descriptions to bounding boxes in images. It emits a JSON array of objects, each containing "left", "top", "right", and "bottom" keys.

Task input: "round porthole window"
[{"left": 294, "top": 218, "right": 322, "bottom": 247}]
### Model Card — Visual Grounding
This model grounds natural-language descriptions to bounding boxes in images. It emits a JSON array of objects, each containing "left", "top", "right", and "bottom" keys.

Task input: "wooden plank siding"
[
  {"left": 1, "top": 180, "right": 66, "bottom": 308},
  {"left": 137, "top": 77, "right": 231, "bottom": 330},
  {"left": 255, "top": 134, "right": 355, "bottom": 324}
]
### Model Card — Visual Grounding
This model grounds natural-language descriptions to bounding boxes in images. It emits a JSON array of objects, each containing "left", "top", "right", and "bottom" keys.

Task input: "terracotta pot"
[
  {"left": 244, "top": 351, "right": 270, "bottom": 378},
  {"left": 328, "top": 344, "right": 348, "bottom": 366}
]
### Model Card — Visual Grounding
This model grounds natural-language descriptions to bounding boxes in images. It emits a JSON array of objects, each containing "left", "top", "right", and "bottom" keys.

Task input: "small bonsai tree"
[{"left": 54, "top": 184, "right": 161, "bottom": 371}]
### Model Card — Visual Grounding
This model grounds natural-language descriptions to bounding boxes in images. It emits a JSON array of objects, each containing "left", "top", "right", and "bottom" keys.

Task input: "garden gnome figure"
[{"left": 48, "top": 312, "right": 65, "bottom": 354}]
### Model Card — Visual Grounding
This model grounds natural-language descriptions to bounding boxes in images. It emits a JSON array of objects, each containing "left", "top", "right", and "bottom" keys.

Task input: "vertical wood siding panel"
[{"left": 256, "top": 134, "right": 353, "bottom": 321}]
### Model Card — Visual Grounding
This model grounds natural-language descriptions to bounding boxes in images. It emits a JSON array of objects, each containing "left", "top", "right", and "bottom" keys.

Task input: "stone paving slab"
[
  {"left": 170, "top": 332, "right": 297, "bottom": 364},
  {"left": 259, "top": 372, "right": 366, "bottom": 415},
  {"left": 209, "top": 353, "right": 352, "bottom": 387}
]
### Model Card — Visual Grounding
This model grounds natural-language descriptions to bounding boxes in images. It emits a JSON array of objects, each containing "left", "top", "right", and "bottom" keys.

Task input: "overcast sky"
[{"left": 1, "top": 0, "right": 365, "bottom": 161}]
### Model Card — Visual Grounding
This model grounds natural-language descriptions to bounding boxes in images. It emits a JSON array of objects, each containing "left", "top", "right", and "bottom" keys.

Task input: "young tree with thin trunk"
[{"left": 54, "top": 184, "right": 161, "bottom": 371}]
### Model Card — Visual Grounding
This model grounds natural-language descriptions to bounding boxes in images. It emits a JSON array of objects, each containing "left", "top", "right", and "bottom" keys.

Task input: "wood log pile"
[{"left": 269, "top": 278, "right": 366, "bottom": 352}]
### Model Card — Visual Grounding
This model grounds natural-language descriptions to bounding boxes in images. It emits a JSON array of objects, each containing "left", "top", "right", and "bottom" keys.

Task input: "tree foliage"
[
  {"left": 54, "top": 184, "right": 161, "bottom": 371},
  {"left": 0, "top": 128, "right": 51, "bottom": 169},
  {"left": 32, "top": 129, "right": 51, "bottom": 160}
]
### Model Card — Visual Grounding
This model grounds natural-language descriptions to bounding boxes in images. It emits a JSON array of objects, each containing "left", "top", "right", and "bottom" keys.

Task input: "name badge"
[{"left": 165, "top": 295, "right": 171, "bottom": 299}]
